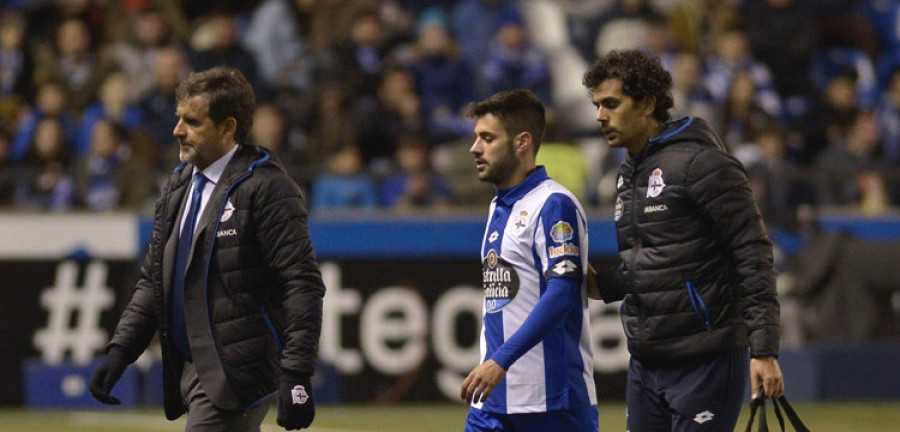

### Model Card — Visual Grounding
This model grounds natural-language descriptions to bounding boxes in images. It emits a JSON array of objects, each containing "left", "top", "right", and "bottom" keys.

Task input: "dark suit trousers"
[{"left": 180, "top": 361, "right": 271, "bottom": 431}]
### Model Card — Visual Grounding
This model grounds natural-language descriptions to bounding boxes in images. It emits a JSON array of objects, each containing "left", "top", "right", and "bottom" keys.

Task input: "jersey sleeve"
[
  {"left": 490, "top": 277, "right": 578, "bottom": 369},
  {"left": 538, "top": 193, "right": 585, "bottom": 282}
]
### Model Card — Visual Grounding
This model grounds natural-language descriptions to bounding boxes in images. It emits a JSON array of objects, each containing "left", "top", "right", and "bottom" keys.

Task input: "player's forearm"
[{"left": 490, "top": 278, "right": 577, "bottom": 370}]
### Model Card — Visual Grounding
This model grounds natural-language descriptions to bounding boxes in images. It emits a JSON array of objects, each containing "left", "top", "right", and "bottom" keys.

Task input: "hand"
[
  {"left": 750, "top": 356, "right": 785, "bottom": 399},
  {"left": 587, "top": 264, "right": 602, "bottom": 300},
  {"left": 89, "top": 349, "right": 128, "bottom": 404},
  {"left": 277, "top": 371, "right": 316, "bottom": 430},
  {"left": 460, "top": 360, "right": 507, "bottom": 404}
]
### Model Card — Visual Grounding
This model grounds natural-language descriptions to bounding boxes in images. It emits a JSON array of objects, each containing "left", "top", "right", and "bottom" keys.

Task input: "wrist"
[
  {"left": 106, "top": 345, "right": 129, "bottom": 362},
  {"left": 488, "top": 354, "right": 513, "bottom": 371},
  {"left": 281, "top": 370, "right": 311, "bottom": 383}
]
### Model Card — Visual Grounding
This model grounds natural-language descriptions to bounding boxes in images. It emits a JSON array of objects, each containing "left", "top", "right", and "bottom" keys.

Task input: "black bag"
[{"left": 744, "top": 391, "right": 811, "bottom": 432}]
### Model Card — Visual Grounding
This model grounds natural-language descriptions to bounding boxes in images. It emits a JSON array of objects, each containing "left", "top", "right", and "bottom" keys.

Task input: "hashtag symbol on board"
[{"left": 33, "top": 261, "right": 115, "bottom": 365}]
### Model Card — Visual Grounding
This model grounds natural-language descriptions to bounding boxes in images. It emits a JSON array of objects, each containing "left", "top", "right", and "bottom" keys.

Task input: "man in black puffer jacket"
[
  {"left": 583, "top": 50, "right": 784, "bottom": 432},
  {"left": 89, "top": 66, "right": 324, "bottom": 431}
]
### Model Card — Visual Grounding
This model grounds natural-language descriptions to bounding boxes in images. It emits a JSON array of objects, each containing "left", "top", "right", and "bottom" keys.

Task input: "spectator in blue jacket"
[
  {"left": 311, "top": 144, "right": 378, "bottom": 210},
  {"left": 451, "top": 0, "right": 519, "bottom": 69},
  {"left": 480, "top": 10, "right": 553, "bottom": 105},
  {"left": 379, "top": 133, "right": 452, "bottom": 209},
  {"left": 703, "top": 29, "right": 781, "bottom": 119},
  {"left": 74, "top": 71, "right": 144, "bottom": 157},
  {"left": 10, "top": 81, "right": 76, "bottom": 163},
  {"left": 14, "top": 117, "right": 74, "bottom": 211},
  {"left": 408, "top": 7, "right": 477, "bottom": 145},
  {"left": 138, "top": 46, "right": 187, "bottom": 167},
  {"left": 73, "top": 119, "right": 155, "bottom": 211},
  {"left": 874, "top": 67, "right": 900, "bottom": 166}
]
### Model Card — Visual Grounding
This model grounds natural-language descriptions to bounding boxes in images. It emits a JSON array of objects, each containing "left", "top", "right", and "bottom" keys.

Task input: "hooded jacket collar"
[
  {"left": 172, "top": 144, "right": 274, "bottom": 189},
  {"left": 634, "top": 116, "right": 726, "bottom": 161}
]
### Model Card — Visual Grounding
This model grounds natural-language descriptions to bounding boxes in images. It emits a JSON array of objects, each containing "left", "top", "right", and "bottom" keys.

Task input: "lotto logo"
[
  {"left": 694, "top": 410, "right": 715, "bottom": 424},
  {"left": 552, "top": 260, "right": 576, "bottom": 275}
]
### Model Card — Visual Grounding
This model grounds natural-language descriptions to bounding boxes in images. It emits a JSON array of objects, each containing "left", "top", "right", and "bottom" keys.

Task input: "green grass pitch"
[{"left": 1, "top": 401, "right": 899, "bottom": 431}]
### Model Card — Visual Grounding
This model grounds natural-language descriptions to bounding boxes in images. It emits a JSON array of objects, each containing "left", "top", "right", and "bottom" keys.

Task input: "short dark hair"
[
  {"left": 464, "top": 89, "right": 546, "bottom": 154},
  {"left": 583, "top": 49, "right": 673, "bottom": 123},
  {"left": 175, "top": 66, "right": 256, "bottom": 143}
]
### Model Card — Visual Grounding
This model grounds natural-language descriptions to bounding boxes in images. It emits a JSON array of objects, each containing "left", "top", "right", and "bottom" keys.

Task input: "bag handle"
[
  {"left": 745, "top": 394, "right": 767, "bottom": 432},
  {"left": 745, "top": 385, "right": 811, "bottom": 432},
  {"left": 776, "top": 395, "right": 810, "bottom": 432}
]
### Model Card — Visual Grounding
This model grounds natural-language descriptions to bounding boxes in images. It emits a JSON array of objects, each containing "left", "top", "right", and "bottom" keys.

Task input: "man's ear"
[
  {"left": 642, "top": 96, "right": 657, "bottom": 117},
  {"left": 220, "top": 117, "right": 238, "bottom": 139},
  {"left": 515, "top": 132, "right": 531, "bottom": 154}
]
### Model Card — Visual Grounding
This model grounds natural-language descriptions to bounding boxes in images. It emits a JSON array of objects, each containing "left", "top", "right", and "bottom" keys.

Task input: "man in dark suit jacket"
[{"left": 90, "top": 66, "right": 325, "bottom": 431}]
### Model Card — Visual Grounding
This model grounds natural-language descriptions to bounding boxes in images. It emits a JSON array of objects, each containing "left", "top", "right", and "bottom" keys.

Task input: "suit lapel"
[
  {"left": 164, "top": 175, "right": 190, "bottom": 298},
  {"left": 192, "top": 178, "right": 225, "bottom": 253},
  {"left": 187, "top": 145, "right": 252, "bottom": 264}
]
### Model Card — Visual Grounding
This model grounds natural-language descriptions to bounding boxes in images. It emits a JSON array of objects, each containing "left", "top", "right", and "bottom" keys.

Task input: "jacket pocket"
[
  {"left": 686, "top": 280, "right": 711, "bottom": 331},
  {"left": 259, "top": 306, "right": 283, "bottom": 350}
]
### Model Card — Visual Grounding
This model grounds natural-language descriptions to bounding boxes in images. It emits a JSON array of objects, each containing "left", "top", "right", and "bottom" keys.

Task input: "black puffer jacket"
[
  {"left": 108, "top": 145, "right": 325, "bottom": 419},
  {"left": 599, "top": 117, "right": 779, "bottom": 363}
]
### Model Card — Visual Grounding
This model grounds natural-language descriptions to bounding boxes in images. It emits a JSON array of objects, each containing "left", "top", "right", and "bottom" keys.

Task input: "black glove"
[
  {"left": 89, "top": 348, "right": 129, "bottom": 404},
  {"left": 277, "top": 371, "right": 315, "bottom": 430}
]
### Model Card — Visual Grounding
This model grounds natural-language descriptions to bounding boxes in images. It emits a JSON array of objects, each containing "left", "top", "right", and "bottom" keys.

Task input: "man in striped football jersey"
[{"left": 460, "top": 89, "right": 598, "bottom": 431}]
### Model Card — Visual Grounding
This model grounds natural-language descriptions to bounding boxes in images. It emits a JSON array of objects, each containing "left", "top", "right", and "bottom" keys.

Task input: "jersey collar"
[{"left": 496, "top": 166, "right": 548, "bottom": 207}]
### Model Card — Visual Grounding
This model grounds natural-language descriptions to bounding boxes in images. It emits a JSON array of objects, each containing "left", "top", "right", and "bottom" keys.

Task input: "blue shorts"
[
  {"left": 626, "top": 348, "right": 749, "bottom": 432},
  {"left": 464, "top": 405, "right": 598, "bottom": 432}
]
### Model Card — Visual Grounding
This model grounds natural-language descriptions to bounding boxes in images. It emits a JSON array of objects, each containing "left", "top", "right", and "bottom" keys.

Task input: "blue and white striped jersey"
[{"left": 475, "top": 167, "right": 596, "bottom": 414}]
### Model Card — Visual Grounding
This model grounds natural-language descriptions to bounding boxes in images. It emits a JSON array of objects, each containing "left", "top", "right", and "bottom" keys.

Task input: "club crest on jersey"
[
  {"left": 486, "top": 249, "right": 499, "bottom": 268},
  {"left": 221, "top": 199, "right": 235, "bottom": 222},
  {"left": 647, "top": 168, "right": 666, "bottom": 198},
  {"left": 482, "top": 249, "right": 520, "bottom": 313},
  {"left": 512, "top": 210, "right": 528, "bottom": 234},
  {"left": 549, "top": 221, "right": 573, "bottom": 243},
  {"left": 615, "top": 197, "right": 624, "bottom": 222}
]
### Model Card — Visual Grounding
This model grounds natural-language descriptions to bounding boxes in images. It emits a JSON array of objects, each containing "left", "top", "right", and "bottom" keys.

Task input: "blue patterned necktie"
[{"left": 171, "top": 173, "right": 208, "bottom": 361}]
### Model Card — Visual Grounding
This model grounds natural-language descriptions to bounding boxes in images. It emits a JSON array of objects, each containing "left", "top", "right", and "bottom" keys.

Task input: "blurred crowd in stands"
[{"left": 1, "top": 0, "right": 899, "bottom": 232}]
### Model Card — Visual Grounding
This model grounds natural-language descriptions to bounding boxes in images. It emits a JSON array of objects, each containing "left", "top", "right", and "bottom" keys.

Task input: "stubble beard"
[
  {"left": 178, "top": 144, "right": 195, "bottom": 165},
  {"left": 179, "top": 143, "right": 211, "bottom": 170},
  {"left": 481, "top": 150, "right": 519, "bottom": 187}
]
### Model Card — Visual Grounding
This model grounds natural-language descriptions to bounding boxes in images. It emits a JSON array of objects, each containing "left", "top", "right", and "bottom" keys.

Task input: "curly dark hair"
[
  {"left": 175, "top": 66, "right": 256, "bottom": 143},
  {"left": 582, "top": 50, "right": 673, "bottom": 124}
]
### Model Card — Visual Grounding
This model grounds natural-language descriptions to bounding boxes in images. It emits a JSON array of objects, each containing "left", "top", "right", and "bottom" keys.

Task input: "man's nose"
[{"left": 173, "top": 121, "right": 184, "bottom": 137}]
